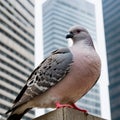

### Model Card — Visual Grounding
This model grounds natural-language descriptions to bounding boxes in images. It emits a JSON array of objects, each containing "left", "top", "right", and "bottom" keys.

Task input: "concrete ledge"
[{"left": 33, "top": 108, "right": 105, "bottom": 120}]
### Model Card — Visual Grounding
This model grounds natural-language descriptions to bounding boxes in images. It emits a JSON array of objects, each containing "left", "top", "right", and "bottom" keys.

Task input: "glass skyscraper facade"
[
  {"left": 102, "top": 0, "right": 120, "bottom": 120},
  {"left": 42, "top": 0, "right": 101, "bottom": 116},
  {"left": 0, "top": 0, "right": 35, "bottom": 119}
]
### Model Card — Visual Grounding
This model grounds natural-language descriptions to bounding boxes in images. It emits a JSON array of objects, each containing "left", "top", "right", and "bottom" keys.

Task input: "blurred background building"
[
  {"left": 102, "top": 0, "right": 120, "bottom": 120},
  {"left": 0, "top": 0, "right": 35, "bottom": 119},
  {"left": 42, "top": 0, "right": 101, "bottom": 116}
]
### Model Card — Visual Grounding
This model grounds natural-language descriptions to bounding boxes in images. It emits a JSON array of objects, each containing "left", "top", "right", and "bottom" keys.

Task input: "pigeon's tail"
[
  {"left": 7, "top": 114, "right": 22, "bottom": 120},
  {"left": 6, "top": 108, "right": 30, "bottom": 120},
  {"left": 6, "top": 102, "right": 32, "bottom": 120}
]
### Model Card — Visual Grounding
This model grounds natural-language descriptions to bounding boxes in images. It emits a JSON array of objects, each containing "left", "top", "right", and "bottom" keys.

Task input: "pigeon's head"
[{"left": 66, "top": 25, "right": 90, "bottom": 43}]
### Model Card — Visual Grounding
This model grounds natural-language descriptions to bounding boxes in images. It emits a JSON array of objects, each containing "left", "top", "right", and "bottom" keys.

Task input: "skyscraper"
[
  {"left": 102, "top": 0, "right": 120, "bottom": 120},
  {"left": 42, "top": 0, "right": 101, "bottom": 116},
  {"left": 0, "top": 0, "right": 35, "bottom": 119}
]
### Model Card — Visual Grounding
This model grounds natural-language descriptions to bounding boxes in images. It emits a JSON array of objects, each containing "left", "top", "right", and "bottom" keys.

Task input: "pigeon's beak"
[{"left": 66, "top": 32, "right": 74, "bottom": 39}]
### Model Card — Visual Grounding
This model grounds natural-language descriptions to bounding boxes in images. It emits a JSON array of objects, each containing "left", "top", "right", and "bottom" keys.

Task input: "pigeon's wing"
[{"left": 6, "top": 48, "right": 73, "bottom": 113}]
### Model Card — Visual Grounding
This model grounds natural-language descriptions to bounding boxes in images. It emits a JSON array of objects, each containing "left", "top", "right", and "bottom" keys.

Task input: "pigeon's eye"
[{"left": 76, "top": 30, "right": 81, "bottom": 33}]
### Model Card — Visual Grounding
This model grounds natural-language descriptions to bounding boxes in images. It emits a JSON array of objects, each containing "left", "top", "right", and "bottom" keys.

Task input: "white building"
[{"left": 0, "top": 0, "right": 35, "bottom": 119}]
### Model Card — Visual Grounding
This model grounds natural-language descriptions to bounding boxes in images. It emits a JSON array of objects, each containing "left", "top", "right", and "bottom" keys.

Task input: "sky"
[{"left": 34, "top": 0, "right": 111, "bottom": 119}]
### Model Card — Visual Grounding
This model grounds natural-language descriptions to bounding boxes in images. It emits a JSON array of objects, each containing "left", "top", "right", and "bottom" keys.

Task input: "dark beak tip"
[{"left": 66, "top": 33, "right": 73, "bottom": 39}]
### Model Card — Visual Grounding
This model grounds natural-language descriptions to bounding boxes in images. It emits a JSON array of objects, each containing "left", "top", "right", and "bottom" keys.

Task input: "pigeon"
[{"left": 6, "top": 25, "right": 101, "bottom": 120}]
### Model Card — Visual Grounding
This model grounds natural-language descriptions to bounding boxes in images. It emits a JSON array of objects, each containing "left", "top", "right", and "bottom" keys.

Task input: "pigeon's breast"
[
  {"left": 71, "top": 47, "right": 101, "bottom": 78},
  {"left": 33, "top": 47, "right": 101, "bottom": 107}
]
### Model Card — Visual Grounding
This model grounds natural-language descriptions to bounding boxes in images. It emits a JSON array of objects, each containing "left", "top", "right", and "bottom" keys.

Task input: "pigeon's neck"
[
  {"left": 73, "top": 37, "right": 95, "bottom": 49},
  {"left": 85, "top": 37, "right": 95, "bottom": 48}
]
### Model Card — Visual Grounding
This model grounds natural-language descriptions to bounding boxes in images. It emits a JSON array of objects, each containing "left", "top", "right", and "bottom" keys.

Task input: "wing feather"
[{"left": 7, "top": 48, "right": 73, "bottom": 113}]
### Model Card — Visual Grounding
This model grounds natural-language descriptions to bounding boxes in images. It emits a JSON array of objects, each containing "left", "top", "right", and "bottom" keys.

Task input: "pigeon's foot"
[
  {"left": 55, "top": 102, "right": 87, "bottom": 113},
  {"left": 71, "top": 103, "right": 87, "bottom": 113},
  {"left": 55, "top": 102, "right": 74, "bottom": 109}
]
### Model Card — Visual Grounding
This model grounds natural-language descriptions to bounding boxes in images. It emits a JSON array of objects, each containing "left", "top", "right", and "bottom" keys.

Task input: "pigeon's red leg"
[
  {"left": 55, "top": 102, "right": 87, "bottom": 113},
  {"left": 71, "top": 103, "right": 87, "bottom": 113},
  {"left": 55, "top": 102, "right": 74, "bottom": 109}
]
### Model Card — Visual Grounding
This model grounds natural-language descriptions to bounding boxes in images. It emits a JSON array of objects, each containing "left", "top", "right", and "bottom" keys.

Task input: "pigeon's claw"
[{"left": 71, "top": 103, "right": 88, "bottom": 113}]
